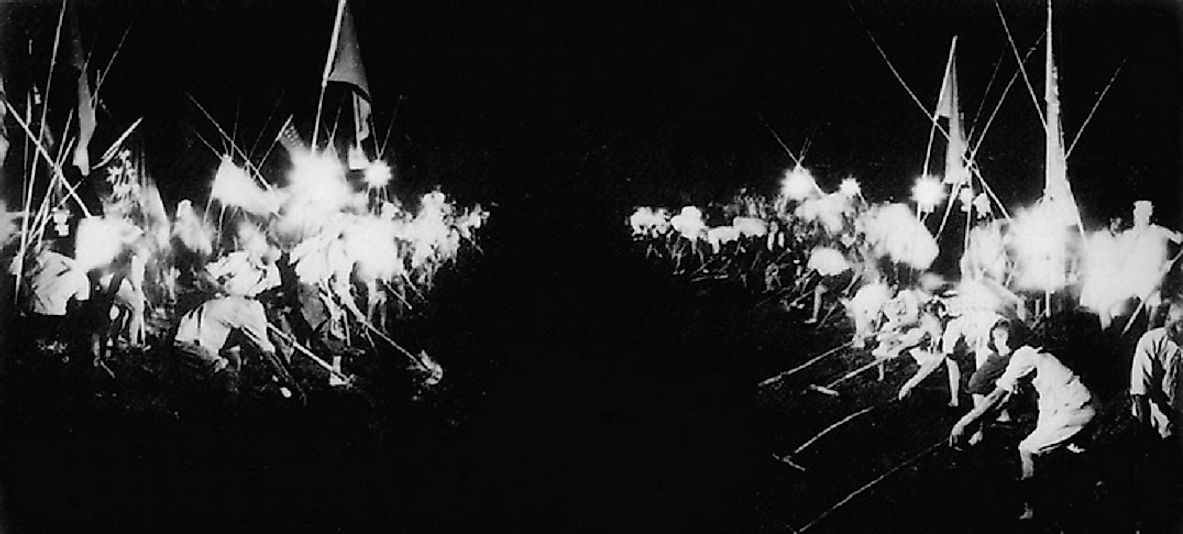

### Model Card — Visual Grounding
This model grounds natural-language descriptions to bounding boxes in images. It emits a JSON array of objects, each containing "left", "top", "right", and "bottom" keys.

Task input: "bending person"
[
  {"left": 173, "top": 296, "right": 296, "bottom": 401},
  {"left": 950, "top": 346, "right": 1095, "bottom": 520},
  {"left": 892, "top": 305, "right": 960, "bottom": 407}
]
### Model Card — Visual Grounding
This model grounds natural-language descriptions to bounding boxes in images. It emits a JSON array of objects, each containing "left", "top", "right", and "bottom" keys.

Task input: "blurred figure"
[
  {"left": 1119, "top": 201, "right": 1182, "bottom": 325},
  {"left": 110, "top": 246, "right": 148, "bottom": 348},
  {"left": 845, "top": 281, "right": 892, "bottom": 349},
  {"left": 16, "top": 240, "right": 97, "bottom": 402},
  {"left": 890, "top": 302, "right": 960, "bottom": 407}
]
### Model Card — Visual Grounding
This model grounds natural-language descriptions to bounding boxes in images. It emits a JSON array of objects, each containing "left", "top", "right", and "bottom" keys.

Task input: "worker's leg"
[
  {"left": 806, "top": 284, "right": 825, "bottom": 324},
  {"left": 945, "top": 357, "right": 961, "bottom": 407}
]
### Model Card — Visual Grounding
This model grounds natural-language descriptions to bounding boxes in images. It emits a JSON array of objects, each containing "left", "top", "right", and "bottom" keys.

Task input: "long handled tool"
[
  {"left": 266, "top": 322, "right": 353, "bottom": 385},
  {"left": 759, "top": 342, "right": 852, "bottom": 388},
  {"left": 775, "top": 404, "right": 881, "bottom": 472},
  {"left": 341, "top": 304, "right": 443, "bottom": 385},
  {"left": 793, "top": 438, "right": 946, "bottom": 533}
]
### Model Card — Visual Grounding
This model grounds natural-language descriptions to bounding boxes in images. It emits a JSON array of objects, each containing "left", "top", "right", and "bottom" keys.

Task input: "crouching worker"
[
  {"left": 893, "top": 305, "right": 960, "bottom": 407},
  {"left": 950, "top": 346, "right": 1095, "bottom": 520},
  {"left": 174, "top": 296, "right": 299, "bottom": 405}
]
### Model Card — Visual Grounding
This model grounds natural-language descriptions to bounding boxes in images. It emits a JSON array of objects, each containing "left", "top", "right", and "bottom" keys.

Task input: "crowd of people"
[
  {"left": 631, "top": 165, "right": 1182, "bottom": 522},
  {"left": 6, "top": 144, "right": 488, "bottom": 407}
]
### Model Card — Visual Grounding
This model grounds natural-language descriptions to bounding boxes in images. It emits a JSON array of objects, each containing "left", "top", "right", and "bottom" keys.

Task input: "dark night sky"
[{"left": 1, "top": 0, "right": 1180, "bottom": 226}]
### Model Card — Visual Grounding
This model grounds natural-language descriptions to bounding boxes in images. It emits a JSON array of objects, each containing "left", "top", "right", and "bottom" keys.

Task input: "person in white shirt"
[
  {"left": 1130, "top": 298, "right": 1183, "bottom": 440},
  {"left": 950, "top": 346, "right": 1095, "bottom": 519},
  {"left": 173, "top": 296, "right": 283, "bottom": 398},
  {"left": 26, "top": 245, "right": 91, "bottom": 317},
  {"left": 1120, "top": 201, "right": 1182, "bottom": 324},
  {"left": 204, "top": 249, "right": 280, "bottom": 299}
]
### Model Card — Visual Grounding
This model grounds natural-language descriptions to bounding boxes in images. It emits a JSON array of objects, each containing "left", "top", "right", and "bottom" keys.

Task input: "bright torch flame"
[
  {"left": 364, "top": 160, "right": 393, "bottom": 189},
  {"left": 839, "top": 178, "right": 862, "bottom": 197},
  {"left": 780, "top": 165, "right": 819, "bottom": 201},
  {"left": 911, "top": 175, "right": 946, "bottom": 213}
]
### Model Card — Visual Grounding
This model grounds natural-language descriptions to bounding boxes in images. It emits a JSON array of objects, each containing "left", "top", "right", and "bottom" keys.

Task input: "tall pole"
[{"left": 311, "top": 0, "right": 347, "bottom": 151}]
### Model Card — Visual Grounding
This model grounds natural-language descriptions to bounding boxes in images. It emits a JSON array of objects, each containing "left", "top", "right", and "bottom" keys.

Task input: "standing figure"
[{"left": 1119, "top": 201, "right": 1182, "bottom": 324}]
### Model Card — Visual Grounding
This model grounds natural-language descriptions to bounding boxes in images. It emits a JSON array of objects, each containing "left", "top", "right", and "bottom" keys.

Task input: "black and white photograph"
[{"left": 0, "top": 0, "right": 1180, "bottom": 532}]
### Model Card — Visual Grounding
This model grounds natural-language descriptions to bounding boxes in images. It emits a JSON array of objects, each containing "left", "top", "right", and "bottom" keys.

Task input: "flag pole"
[{"left": 312, "top": 0, "right": 348, "bottom": 151}]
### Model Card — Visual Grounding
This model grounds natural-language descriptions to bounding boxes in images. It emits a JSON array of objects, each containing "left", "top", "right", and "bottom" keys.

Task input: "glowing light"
[
  {"left": 839, "top": 178, "right": 862, "bottom": 197},
  {"left": 212, "top": 156, "right": 275, "bottom": 216},
  {"left": 363, "top": 160, "right": 393, "bottom": 189},
  {"left": 1008, "top": 203, "right": 1069, "bottom": 291},
  {"left": 780, "top": 165, "right": 819, "bottom": 201},
  {"left": 731, "top": 216, "right": 767, "bottom": 238},
  {"left": 972, "top": 193, "right": 992, "bottom": 219},
  {"left": 75, "top": 216, "right": 142, "bottom": 270},
  {"left": 952, "top": 278, "right": 1020, "bottom": 315},
  {"left": 1078, "top": 229, "right": 1131, "bottom": 317},
  {"left": 861, "top": 203, "right": 939, "bottom": 269},
  {"left": 807, "top": 246, "right": 850, "bottom": 276},
  {"left": 706, "top": 226, "right": 741, "bottom": 253},
  {"left": 795, "top": 194, "right": 851, "bottom": 235},
  {"left": 400, "top": 191, "right": 457, "bottom": 269},
  {"left": 962, "top": 221, "right": 1007, "bottom": 282},
  {"left": 629, "top": 207, "right": 671, "bottom": 237},
  {"left": 911, "top": 175, "right": 946, "bottom": 212},
  {"left": 344, "top": 214, "right": 402, "bottom": 282},
  {"left": 172, "top": 199, "right": 214, "bottom": 257},
  {"left": 957, "top": 187, "right": 974, "bottom": 213},
  {"left": 669, "top": 206, "right": 706, "bottom": 241},
  {"left": 279, "top": 151, "right": 353, "bottom": 239}
]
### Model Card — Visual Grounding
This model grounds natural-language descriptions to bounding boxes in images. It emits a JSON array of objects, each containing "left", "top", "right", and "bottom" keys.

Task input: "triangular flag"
[
  {"left": 1043, "top": 1, "right": 1077, "bottom": 226},
  {"left": 327, "top": 4, "right": 370, "bottom": 98},
  {"left": 67, "top": 4, "right": 95, "bottom": 174},
  {"left": 327, "top": 3, "right": 372, "bottom": 143},
  {"left": 936, "top": 37, "right": 968, "bottom": 186}
]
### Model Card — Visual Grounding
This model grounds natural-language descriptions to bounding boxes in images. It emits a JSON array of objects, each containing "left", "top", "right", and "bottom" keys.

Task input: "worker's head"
[
  {"left": 988, "top": 318, "right": 1013, "bottom": 355},
  {"left": 1164, "top": 296, "right": 1183, "bottom": 334}
]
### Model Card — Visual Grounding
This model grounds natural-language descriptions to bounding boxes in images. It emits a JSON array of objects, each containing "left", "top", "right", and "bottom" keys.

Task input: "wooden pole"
[
  {"left": 266, "top": 322, "right": 352, "bottom": 383},
  {"left": 758, "top": 342, "right": 852, "bottom": 387},
  {"left": 312, "top": 0, "right": 348, "bottom": 150},
  {"left": 794, "top": 439, "right": 945, "bottom": 532}
]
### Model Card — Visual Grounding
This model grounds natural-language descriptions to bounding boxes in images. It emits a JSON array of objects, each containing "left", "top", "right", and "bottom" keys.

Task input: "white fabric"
[
  {"left": 29, "top": 251, "right": 90, "bottom": 316},
  {"left": 941, "top": 310, "right": 1003, "bottom": 367},
  {"left": 996, "top": 347, "right": 1094, "bottom": 453},
  {"left": 175, "top": 296, "right": 275, "bottom": 355},
  {"left": 1130, "top": 328, "right": 1183, "bottom": 438},
  {"left": 206, "top": 251, "right": 279, "bottom": 297}
]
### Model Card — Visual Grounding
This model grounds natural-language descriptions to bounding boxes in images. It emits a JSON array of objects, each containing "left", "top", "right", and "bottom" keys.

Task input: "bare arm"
[{"left": 950, "top": 388, "right": 1009, "bottom": 446}]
